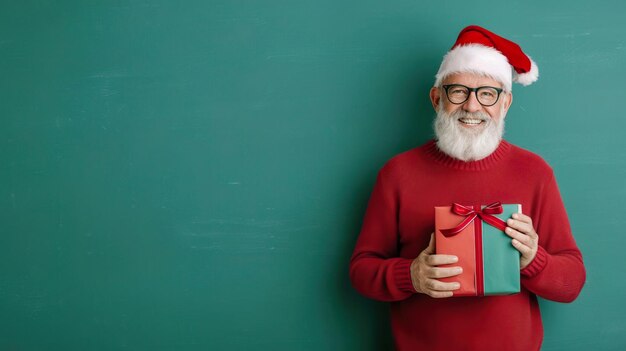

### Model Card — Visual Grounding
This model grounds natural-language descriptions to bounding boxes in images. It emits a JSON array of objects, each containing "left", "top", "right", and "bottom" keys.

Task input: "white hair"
[{"left": 433, "top": 103, "right": 506, "bottom": 161}]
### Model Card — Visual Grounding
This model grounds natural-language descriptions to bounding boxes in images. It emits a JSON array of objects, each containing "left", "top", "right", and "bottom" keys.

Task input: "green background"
[{"left": 1, "top": 1, "right": 623, "bottom": 350}]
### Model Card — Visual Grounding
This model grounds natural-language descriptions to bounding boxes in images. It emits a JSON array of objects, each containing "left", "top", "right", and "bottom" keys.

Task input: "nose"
[{"left": 462, "top": 92, "right": 482, "bottom": 113}]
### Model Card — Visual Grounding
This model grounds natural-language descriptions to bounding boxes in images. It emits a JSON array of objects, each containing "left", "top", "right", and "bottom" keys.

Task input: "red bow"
[{"left": 441, "top": 202, "right": 508, "bottom": 237}]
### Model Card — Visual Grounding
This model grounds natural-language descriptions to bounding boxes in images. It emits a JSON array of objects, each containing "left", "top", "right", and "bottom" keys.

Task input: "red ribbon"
[{"left": 441, "top": 202, "right": 508, "bottom": 237}]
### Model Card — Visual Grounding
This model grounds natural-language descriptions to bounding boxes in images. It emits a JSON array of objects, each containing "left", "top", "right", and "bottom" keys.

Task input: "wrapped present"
[{"left": 435, "top": 202, "right": 521, "bottom": 297}]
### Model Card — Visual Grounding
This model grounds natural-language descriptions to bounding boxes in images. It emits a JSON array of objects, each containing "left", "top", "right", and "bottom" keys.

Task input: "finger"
[
  {"left": 423, "top": 233, "right": 436, "bottom": 255},
  {"left": 427, "top": 266, "right": 463, "bottom": 279},
  {"left": 426, "top": 278, "right": 461, "bottom": 292},
  {"left": 504, "top": 227, "right": 532, "bottom": 246},
  {"left": 512, "top": 239, "right": 533, "bottom": 256},
  {"left": 512, "top": 212, "right": 533, "bottom": 225},
  {"left": 506, "top": 218, "right": 532, "bottom": 234},
  {"left": 426, "top": 254, "right": 459, "bottom": 266},
  {"left": 428, "top": 290, "right": 454, "bottom": 298}
]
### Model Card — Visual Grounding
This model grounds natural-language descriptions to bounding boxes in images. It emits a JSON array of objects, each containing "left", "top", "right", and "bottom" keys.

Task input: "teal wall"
[{"left": 1, "top": 1, "right": 623, "bottom": 350}]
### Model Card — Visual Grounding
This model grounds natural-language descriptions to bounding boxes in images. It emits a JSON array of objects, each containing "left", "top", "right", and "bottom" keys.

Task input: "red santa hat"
[{"left": 434, "top": 25, "right": 539, "bottom": 91}]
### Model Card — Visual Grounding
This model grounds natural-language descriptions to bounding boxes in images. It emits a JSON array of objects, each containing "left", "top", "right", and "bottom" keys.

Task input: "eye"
[{"left": 450, "top": 88, "right": 468, "bottom": 95}]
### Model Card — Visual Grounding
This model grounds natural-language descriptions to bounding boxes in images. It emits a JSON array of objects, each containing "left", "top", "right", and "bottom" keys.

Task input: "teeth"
[{"left": 459, "top": 118, "right": 483, "bottom": 125}]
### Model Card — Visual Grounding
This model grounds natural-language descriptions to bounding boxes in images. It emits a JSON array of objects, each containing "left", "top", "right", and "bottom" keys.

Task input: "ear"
[
  {"left": 429, "top": 86, "right": 441, "bottom": 111},
  {"left": 501, "top": 91, "right": 513, "bottom": 118}
]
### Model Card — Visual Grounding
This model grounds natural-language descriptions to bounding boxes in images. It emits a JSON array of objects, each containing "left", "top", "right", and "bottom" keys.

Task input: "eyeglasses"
[{"left": 442, "top": 84, "right": 504, "bottom": 107}]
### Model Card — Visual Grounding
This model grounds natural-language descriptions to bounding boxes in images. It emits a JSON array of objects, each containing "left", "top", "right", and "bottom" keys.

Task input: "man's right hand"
[{"left": 410, "top": 233, "right": 463, "bottom": 298}]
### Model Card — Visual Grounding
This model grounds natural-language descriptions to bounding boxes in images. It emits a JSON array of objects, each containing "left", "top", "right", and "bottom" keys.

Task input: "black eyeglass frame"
[{"left": 442, "top": 84, "right": 504, "bottom": 107}]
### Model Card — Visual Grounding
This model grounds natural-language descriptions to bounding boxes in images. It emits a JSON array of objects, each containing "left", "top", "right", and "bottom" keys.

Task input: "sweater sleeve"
[
  {"left": 349, "top": 165, "right": 417, "bottom": 302},
  {"left": 520, "top": 171, "right": 586, "bottom": 303}
]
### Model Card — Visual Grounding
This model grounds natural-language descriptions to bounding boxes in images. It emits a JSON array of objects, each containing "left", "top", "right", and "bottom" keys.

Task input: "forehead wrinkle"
[{"left": 442, "top": 72, "right": 504, "bottom": 89}]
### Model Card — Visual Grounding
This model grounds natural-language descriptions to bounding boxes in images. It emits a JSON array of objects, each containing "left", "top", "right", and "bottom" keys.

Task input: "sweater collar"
[{"left": 424, "top": 139, "right": 511, "bottom": 171}]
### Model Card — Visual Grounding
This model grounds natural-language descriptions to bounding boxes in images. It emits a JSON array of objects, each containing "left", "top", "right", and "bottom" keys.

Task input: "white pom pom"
[{"left": 514, "top": 58, "right": 539, "bottom": 86}]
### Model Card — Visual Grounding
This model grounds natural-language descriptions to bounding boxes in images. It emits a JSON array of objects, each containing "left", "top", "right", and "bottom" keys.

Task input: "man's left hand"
[{"left": 505, "top": 213, "right": 539, "bottom": 270}]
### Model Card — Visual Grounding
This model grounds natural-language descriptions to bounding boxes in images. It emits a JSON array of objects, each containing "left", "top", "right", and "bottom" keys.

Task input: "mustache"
[
  {"left": 450, "top": 110, "right": 490, "bottom": 121},
  {"left": 436, "top": 103, "right": 494, "bottom": 122}
]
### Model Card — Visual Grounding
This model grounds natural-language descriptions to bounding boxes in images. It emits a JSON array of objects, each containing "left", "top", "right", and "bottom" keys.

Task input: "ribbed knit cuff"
[
  {"left": 394, "top": 258, "right": 416, "bottom": 293},
  {"left": 520, "top": 245, "right": 548, "bottom": 278}
]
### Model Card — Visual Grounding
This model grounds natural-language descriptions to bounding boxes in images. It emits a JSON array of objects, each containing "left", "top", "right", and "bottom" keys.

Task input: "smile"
[{"left": 459, "top": 118, "right": 484, "bottom": 126}]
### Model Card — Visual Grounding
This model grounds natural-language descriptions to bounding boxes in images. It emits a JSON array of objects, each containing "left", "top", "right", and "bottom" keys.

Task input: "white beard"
[{"left": 433, "top": 104, "right": 506, "bottom": 161}]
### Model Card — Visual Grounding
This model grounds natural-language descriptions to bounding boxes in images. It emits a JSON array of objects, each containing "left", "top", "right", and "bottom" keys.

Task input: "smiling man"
[{"left": 349, "top": 26, "right": 586, "bottom": 350}]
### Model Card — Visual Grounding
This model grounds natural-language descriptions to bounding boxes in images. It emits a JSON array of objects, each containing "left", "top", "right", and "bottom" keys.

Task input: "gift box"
[{"left": 435, "top": 202, "right": 521, "bottom": 296}]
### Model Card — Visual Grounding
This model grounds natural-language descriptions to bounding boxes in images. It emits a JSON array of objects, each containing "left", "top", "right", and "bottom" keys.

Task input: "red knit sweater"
[{"left": 349, "top": 139, "right": 586, "bottom": 351}]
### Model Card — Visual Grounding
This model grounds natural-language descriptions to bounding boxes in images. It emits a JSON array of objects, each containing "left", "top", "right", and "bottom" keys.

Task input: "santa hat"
[{"left": 434, "top": 25, "right": 539, "bottom": 91}]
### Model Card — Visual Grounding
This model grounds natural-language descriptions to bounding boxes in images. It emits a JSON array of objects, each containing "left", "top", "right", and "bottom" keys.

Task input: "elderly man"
[{"left": 349, "top": 25, "right": 586, "bottom": 351}]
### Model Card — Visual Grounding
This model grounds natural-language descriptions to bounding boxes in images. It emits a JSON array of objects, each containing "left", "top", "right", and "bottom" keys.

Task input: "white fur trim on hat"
[
  {"left": 513, "top": 57, "right": 539, "bottom": 86},
  {"left": 435, "top": 44, "right": 513, "bottom": 91}
]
